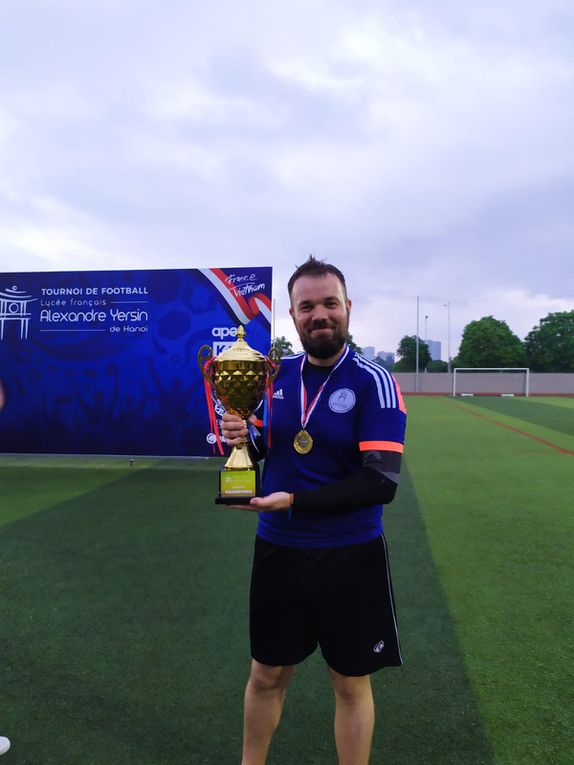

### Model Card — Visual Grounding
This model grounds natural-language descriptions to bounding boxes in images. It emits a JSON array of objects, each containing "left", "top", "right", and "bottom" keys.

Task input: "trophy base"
[
  {"left": 215, "top": 464, "right": 260, "bottom": 505},
  {"left": 215, "top": 496, "right": 255, "bottom": 505}
]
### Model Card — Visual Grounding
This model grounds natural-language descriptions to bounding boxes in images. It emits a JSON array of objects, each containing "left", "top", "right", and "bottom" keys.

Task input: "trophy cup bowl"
[{"left": 198, "top": 326, "right": 279, "bottom": 504}]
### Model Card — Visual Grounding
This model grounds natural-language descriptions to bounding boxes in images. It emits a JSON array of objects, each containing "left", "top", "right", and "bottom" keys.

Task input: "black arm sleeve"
[{"left": 292, "top": 465, "right": 398, "bottom": 516}]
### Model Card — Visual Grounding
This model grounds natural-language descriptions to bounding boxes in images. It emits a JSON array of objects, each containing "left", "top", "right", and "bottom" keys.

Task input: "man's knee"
[
  {"left": 328, "top": 667, "right": 372, "bottom": 704},
  {"left": 248, "top": 661, "right": 295, "bottom": 693}
]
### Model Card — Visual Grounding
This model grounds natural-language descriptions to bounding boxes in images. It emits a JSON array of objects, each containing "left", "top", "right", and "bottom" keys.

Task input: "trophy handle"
[
  {"left": 198, "top": 344, "right": 214, "bottom": 383},
  {"left": 267, "top": 347, "right": 281, "bottom": 382}
]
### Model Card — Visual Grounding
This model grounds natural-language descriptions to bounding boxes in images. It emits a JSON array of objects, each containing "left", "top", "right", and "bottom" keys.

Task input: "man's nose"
[{"left": 311, "top": 304, "right": 329, "bottom": 321}]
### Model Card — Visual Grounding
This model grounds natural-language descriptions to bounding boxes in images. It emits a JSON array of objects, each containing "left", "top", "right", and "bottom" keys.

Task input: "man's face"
[{"left": 289, "top": 273, "right": 351, "bottom": 360}]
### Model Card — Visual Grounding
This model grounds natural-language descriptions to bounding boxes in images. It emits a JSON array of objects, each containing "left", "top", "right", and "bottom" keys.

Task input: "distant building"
[
  {"left": 362, "top": 345, "right": 375, "bottom": 360},
  {"left": 426, "top": 340, "right": 442, "bottom": 361}
]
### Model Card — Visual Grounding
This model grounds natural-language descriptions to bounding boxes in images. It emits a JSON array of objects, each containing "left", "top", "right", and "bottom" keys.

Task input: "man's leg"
[
  {"left": 328, "top": 667, "right": 374, "bottom": 765},
  {"left": 242, "top": 660, "right": 295, "bottom": 765}
]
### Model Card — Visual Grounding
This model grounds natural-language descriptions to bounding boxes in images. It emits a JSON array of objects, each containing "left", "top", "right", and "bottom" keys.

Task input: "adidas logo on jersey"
[{"left": 273, "top": 388, "right": 284, "bottom": 400}]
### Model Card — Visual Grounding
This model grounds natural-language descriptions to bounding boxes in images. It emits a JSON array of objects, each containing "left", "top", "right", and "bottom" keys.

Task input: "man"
[{"left": 221, "top": 256, "right": 406, "bottom": 765}]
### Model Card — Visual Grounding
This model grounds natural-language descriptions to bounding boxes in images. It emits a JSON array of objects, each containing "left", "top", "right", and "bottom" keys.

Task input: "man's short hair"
[{"left": 287, "top": 255, "right": 348, "bottom": 302}]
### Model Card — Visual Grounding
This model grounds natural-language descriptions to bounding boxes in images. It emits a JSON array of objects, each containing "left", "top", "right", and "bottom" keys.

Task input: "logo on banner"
[
  {"left": 212, "top": 327, "right": 238, "bottom": 356},
  {"left": 0, "top": 286, "right": 37, "bottom": 341},
  {"left": 213, "top": 341, "right": 235, "bottom": 355},
  {"left": 212, "top": 327, "right": 238, "bottom": 338},
  {"left": 200, "top": 269, "right": 272, "bottom": 327}
]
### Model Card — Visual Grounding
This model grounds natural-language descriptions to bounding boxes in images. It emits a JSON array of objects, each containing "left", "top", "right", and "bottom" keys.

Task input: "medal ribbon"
[
  {"left": 263, "top": 357, "right": 279, "bottom": 448},
  {"left": 263, "top": 380, "right": 272, "bottom": 448},
  {"left": 298, "top": 345, "right": 349, "bottom": 430},
  {"left": 201, "top": 358, "right": 224, "bottom": 456}
]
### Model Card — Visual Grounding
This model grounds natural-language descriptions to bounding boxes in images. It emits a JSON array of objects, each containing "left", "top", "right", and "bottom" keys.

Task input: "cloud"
[
  {"left": 0, "top": 1, "right": 572, "bottom": 361},
  {"left": 481, "top": 288, "right": 574, "bottom": 339}
]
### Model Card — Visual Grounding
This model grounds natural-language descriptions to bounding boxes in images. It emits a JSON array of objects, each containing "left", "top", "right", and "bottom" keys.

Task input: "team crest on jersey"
[{"left": 329, "top": 388, "right": 356, "bottom": 413}]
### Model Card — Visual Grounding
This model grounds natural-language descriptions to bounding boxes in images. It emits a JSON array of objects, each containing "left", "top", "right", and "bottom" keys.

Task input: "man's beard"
[{"left": 299, "top": 319, "right": 349, "bottom": 360}]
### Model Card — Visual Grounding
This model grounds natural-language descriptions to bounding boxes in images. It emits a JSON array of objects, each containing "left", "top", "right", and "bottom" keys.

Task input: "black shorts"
[{"left": 249, "top": 535, "right": 402, "bottom": 677}]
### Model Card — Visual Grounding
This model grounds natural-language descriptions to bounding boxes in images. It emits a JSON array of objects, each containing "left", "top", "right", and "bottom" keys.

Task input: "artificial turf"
[
  {"left": 0, "top": 396, "right": 572, "bottom": 764},
  {"left": 403, "top": 396, "right": 574, "bottom": 765},
  {"left": 459, "top": 395, "right": 574, "bottom": 440}
]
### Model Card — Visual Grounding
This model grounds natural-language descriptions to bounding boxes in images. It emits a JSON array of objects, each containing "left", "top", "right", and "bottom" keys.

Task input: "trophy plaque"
[{"left": 198, "top": 326, "right": 279, "bottom": 504}]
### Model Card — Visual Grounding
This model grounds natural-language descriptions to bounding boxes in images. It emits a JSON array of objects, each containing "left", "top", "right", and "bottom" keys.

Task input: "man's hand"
[
  {"left": 221, "top": 412, "right": 261, "bottom": 446},
  {"left": 220, "top": 412, "right": 248, "bottom": 447},
  {"left": 226, "top": 492, "right": 292, "bottom": 512},
  {"left": 249, "top": 492, "right": 291, "bottom": 511}
]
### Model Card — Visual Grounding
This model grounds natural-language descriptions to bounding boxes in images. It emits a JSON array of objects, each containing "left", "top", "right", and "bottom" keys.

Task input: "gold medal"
[
  {"left": 294, "top": 347, "right": 348, "bottom": 456},
  {"left": 294, "top": 428, "right": 313, "bottom": 454}
]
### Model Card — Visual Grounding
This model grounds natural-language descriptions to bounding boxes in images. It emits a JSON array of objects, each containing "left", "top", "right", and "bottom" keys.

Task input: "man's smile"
[{"left": 310, "top": 326, "right": 334, "bottom": 333}]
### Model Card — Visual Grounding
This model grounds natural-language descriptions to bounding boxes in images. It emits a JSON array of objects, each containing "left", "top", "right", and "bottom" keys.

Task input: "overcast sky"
[{"left": 1, "top": 0, "right": 572, "bottom": 359}]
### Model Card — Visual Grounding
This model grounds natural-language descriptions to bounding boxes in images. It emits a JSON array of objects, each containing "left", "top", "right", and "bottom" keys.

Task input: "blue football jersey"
[{"left": 256, "top": 347, "right": 407, "bottom": 548}]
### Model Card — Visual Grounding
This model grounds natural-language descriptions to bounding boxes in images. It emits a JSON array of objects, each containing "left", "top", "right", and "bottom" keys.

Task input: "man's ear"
[{"left": 289, "top": 305, "right": 294, "bottom": 321}]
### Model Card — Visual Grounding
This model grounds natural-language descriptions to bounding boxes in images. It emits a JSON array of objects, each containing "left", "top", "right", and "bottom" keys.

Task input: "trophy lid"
[{"left": 216, "top": 326, "right": 266, "bottom": 363}]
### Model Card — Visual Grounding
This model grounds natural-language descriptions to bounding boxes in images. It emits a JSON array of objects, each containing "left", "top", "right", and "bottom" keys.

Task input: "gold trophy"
[{"left": 198, "top": 326, "right": 279, "bottom": 504}]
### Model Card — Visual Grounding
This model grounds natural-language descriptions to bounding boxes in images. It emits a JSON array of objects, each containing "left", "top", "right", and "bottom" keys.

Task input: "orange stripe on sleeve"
[
  {"left": 392, "top": 374, "right": 407, "bottom": 414},
  {"left": 359, "top": 441, "right": 404, "bottom": 453}
]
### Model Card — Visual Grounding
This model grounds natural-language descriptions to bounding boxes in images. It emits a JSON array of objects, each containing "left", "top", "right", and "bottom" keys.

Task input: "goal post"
[{"left": 452, "top": 368, "right": 530, "bottom": 397}]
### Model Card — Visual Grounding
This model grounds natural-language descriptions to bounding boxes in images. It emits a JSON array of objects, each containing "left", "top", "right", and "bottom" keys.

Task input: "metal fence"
[{"left": 394, "top": 372, "right": 574, "bottom": 396}]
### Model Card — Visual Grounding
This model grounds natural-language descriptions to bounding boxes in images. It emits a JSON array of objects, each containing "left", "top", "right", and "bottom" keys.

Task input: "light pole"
[
  {"left": 443, "top": 301, "right": 451, "bottom": 372},
  {"left": 415, "top": 296, "right": 420, "bottom": 392},
  {"left": 424, "top": 315, "right": 429, "bottom": 373}
]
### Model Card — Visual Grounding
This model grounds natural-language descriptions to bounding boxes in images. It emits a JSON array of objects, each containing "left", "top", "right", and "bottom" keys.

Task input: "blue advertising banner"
[{"left": 0, "top": 267, "right": 272, "bottom": 456}]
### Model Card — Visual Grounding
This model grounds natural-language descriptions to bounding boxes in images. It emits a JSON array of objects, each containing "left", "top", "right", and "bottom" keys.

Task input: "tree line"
[
  {"left": 272, "top": 310, "right": 574, "bottom": 373},
  {"left": 393, "top": 311, "right": 574, "bottom": 372}
]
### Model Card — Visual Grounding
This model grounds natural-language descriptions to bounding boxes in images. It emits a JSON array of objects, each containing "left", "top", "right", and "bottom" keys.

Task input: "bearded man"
[{"left": 221, "top": 256, "right": 407, "bottom": 765}]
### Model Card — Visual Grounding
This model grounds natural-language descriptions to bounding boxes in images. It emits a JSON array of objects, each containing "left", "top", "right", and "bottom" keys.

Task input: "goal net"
[{"left": 452, "top": 368, "right": 530, "bottom": 397}]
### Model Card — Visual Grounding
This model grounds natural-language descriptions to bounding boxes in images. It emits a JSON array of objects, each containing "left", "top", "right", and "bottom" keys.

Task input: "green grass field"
[{"left": 1, "top": 396, "right": 573, "bottom": 764}]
